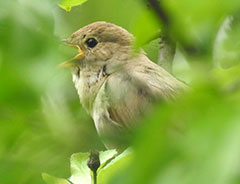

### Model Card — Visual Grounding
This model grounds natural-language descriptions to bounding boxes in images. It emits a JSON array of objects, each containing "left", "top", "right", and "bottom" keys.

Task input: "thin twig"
[{"left": 93, "top": 171, "right": 97, "bottom": 184}]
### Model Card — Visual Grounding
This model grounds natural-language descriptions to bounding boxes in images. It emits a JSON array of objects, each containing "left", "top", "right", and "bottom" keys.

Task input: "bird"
[{"left": 61, "top": 21, "right": 188, "bottom": 151}]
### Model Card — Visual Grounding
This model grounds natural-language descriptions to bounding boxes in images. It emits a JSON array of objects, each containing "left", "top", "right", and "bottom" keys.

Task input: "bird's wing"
[
  {"left": 127, "top": 55, "right": 188, "bottom": 101},
  {"left": 103, "top": 71, "right": 152, "bottom": 130},
  {"left": 92, "top": 70, "right": 152, "bottom": 150},
  {"left": 95, "top": 55, "right": 188, "bottom": 130}
]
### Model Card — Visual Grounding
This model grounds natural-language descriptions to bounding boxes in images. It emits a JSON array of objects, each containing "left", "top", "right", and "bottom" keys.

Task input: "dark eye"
[{"left": 85, "top": 38, "right": 98, "bottom": 48}]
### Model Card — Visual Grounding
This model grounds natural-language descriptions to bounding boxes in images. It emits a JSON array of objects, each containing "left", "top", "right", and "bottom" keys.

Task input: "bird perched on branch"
[{"left": 61, "top": 21, "right": 188, "bottom": 151}]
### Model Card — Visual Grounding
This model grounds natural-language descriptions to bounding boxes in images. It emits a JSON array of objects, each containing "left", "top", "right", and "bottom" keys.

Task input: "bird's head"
[{"left": 60, "top": 21, "right": 134, "bottom": 68}]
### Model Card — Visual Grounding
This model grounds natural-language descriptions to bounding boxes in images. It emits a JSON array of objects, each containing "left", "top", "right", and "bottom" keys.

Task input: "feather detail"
[{"left": 91, "top": 54, "right": 188, "bottom": 149}]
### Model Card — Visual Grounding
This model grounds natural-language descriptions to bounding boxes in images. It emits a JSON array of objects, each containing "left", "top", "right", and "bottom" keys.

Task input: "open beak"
[{"left": 59, "top": 42, "right": 84, "bottom": 68}]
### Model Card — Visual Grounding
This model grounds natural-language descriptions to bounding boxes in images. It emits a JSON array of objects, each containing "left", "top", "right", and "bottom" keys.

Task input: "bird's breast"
[{"left": 73, "top": 67, "right": 108, "bottom": 114}]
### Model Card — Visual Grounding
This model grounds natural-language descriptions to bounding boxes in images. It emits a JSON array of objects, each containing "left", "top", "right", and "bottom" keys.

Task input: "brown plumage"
[{"left": 62, "top": 21, "right": 188, "bottom": 151}]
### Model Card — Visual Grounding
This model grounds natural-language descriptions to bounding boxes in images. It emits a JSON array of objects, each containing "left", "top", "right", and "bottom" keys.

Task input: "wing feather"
[
  {"left": 92, "top": 55, "right": 188, "bottom": 149},
  {"left": 102, "top": 55, "right": 188, "bottom": 129}
]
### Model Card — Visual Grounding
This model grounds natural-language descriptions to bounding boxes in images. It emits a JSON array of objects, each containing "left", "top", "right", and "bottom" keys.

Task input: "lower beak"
[{"left": 59, "top": 45, "right": 84, "bottom": 68}]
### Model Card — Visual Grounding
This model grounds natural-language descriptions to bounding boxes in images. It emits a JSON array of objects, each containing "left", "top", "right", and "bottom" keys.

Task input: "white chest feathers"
[{"left": 72, "top": 66, "right": 108, "bottom": 114}]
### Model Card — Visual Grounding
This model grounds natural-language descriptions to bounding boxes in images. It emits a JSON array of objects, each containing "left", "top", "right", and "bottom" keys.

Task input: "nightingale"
[{"left": 61, "top": 21, "right": 188, "bottom": 150}]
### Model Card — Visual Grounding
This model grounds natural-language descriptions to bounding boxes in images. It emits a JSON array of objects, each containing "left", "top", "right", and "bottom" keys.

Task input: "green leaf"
[
  {"left": 68, "top": 149, "right": 117, "bottom": 184},
  {"left": 142, "top": 38, "right": 161, "bottom": 63},
  {"left": 42, "top": 173, "right": 71, "bottom": 184},
  {"left": 98, "top": 148, "right": 133, "bottom": 184},
  {"left": 98, "top": 149, "right": 118, "bottom": 170},
  {"left": 58, "top": 0, "right": 88, "bottom": 12},
  {"left": 42, "top": 149, "right": 131, "bottom": 184},
  {"left": 69, "top": 152, "right": 91, "bottom": 184}
]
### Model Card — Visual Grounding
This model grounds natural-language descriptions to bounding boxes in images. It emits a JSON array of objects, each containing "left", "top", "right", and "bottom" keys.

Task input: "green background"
[{"left": 0, "top": 0, "right": 240, "bottom": 183}]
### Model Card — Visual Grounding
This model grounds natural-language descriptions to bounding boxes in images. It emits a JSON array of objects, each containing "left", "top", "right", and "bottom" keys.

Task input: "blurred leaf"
[
  {"left": 214, "top": 15, "right": 240, "bottom": 68},
  {"left": 58, "top": 0, "right": 87, "bottom": 12},
  {"left": 0, "top": 1, "right": 102, "bottom": 184},
  {"left": 162, "top": 0, "right": 240, "bottom": 61},
  {"left": 212, "top": 64, "right": 240, "bottom": 85},
  {"left": 142, "top": 38, "right": 161, "bottom": 63},
  {"left": 69, "top": 149, "right": 117, "bottom": 184},
  {"left": 42, "top": 173, "right": 70, "bottom": 184},
  {"left": 130, "top": 7, "right": 160, "bottom": 48}
]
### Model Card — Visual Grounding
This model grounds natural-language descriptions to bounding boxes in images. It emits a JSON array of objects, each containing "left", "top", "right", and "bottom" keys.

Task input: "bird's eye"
[{"left": 85, "top": 38, "right": 98, "bottom": 48}]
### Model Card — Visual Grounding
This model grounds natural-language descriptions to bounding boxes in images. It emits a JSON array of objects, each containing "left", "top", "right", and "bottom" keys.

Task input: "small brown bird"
[{"left": 61, "top": 21, "right": 187, "bottom": 150}]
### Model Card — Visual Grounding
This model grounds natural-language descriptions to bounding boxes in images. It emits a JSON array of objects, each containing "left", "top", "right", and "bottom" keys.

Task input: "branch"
[
  {"left": 158, "top": 35, "right": 176, "bottom": 73},
  {"left": 147, "top": 0, "right": 209, "bottom": 61},
  {"left": 147, "top": 0, "right": 176, "bottom": 72}
]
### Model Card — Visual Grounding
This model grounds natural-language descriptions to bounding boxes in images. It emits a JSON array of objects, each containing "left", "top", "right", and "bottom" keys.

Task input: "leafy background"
[{"left": 0, "top": 0, "right": 240, "bottom": 184}]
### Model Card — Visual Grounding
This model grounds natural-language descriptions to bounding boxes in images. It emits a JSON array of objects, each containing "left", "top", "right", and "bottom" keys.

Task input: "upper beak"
[{"left": 59, "top": 40, "right": 84, "bottom": 68}]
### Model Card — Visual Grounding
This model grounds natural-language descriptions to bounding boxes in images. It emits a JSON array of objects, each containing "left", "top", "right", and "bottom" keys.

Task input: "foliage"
[
  {"left": 42, "top": 149, "right": 132, "bottom": 184},
  {"left": 58, "top": 0, "right": 88, "bottom": 12},
  {"left": 1, "top": 0, "right": 240, "bottom": 184}
]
